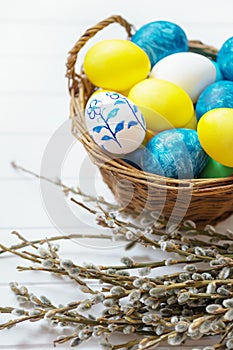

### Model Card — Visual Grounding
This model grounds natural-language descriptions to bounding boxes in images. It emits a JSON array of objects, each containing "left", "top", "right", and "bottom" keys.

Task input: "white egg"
[
  {"left": 150, "top": 52, "right": 216, "bottom": 102},
  {"left": 84, "top": 91, "right": 146, "bottom": 155}
]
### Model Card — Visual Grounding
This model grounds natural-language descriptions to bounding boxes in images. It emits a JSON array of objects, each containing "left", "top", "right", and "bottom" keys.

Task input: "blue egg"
[
  {"left": 142, "top": 129, "right": 208, "bottom": 179},
  {"left": 196, "top": 80, "right": 233, "bottom": 120},
  {"left": 211, "top": 60, "right": 224, "bottom": 81},
  {"left": 217, "top": 36, "right": 233, "bottom": 81},
  {"left": 131, "top": 21, "right": 188, "bottom": 67},
  {"left": 122, "top": 147, "right": 144, "bottom": 170}
]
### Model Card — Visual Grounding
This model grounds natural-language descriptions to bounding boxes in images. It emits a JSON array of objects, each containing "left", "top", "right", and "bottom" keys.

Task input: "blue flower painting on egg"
[
  {"left": 131, "top": 21, "right": 188, "bottom": 67},
  {"left": 142, "top": 129, "right": 208, "bottom": 179},
  {"left": 85, "top": 91, "right": 146, "bottom": 155}
]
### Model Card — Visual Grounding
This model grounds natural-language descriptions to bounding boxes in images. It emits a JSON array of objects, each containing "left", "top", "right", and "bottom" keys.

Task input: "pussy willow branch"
[
  {"left": 1, "top": 235, "right": 233, "bottom": 349},
  {"left": 1, "top": 231, "right": 232, "bottom": 293},
  {"left": 71, "top": 197, "right": 224, "bottom": 262},
  {"left": 4, "top": 162, "right": 233, "bottom": 349},
  {"left": 11, "top": 162, "right": 232, "bottom": 243},
  {"left": 11, "top": 161, "right": 119, "bottom": 209},
  {"left": 0, "top": 231, "right": 112, "bottom": 257}
]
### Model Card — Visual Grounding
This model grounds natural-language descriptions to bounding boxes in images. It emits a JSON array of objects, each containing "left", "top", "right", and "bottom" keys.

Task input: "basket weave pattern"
[{"left": 66, "top": 15, "right": 233, "bottom": 225}]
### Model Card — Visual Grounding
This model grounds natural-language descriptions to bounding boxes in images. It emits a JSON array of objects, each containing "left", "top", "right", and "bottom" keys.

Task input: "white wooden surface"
[{"left": 0, "top": 0, "right": 233, "bottom": 348}]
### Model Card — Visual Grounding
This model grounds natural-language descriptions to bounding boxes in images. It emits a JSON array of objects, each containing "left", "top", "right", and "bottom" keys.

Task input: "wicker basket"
[{"left": 66, "top": 15, "right": 233, "bottom": 226}]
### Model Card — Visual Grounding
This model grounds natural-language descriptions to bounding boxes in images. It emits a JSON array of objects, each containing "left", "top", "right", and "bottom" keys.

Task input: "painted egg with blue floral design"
[{"left": 84, "top": 91, "right": 146, "bottom": 154}]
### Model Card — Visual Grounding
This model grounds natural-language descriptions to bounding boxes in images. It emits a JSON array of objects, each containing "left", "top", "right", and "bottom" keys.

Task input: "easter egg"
[
  {"left": 199, "top": 158, "right": 233, "bottom": 178},
  {"left": 142, "top": 129, "right": 157, "bottom": 146},
  {"left": 211, "top": 60, "right": 224, "bottom": 81},
  {"left": 84, "top": 91, "right": 146, "bottom": 155},
  {"left": 183, "top": 113, "right": 197, "bottom": 130},
  {"left": 150, "top": 52, "right": 216, "bottom": 102},
  {"left": 197, "top": 108, "right": 233, "bottom": 167},
  {"left": 128, "top": 78, "right": 194, "bottom": 132},
  {"left": 83, "top": 39, "right": 151, "bottom": 91},
  {"left": 142, "top": 129, "right": 208, "bottom": 179},
  {"left": 217, "top": 36, "right": 233, "bottom": 80},
  {"left": 122, "top": 147, "right": 144, "bottom": 170},
  {"left": 131, "top": 21, "right": 188, "bottom": 67},
  {"left": 196, "top": 81, "right": 233, "bottom": 121}
]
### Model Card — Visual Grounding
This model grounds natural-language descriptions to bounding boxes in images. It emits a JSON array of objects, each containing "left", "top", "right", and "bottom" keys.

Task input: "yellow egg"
[
  {"left": 183, "top": 112, "right": 197, "bottom": 130},
  {"left": 197, "top": 108, "right": 233, "bottom": 167},
  {"left": 83, "top": 39, "right": 151, "bottom": 91},
  {"left": 128, "top": 78, "right": 194, "bottom": 131},
  {"left": 142, "top": 129, "right": 157, "bottom": 146}
]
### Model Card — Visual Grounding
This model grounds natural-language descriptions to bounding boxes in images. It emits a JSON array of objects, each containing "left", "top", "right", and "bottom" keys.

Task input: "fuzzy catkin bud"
[
  {"left": 40, "top": 295, "right": 52, "bottom": 305},
  {"left": 133, "top": 278, "right": 144, "bottom": 288},
  {"left": 202, "top": 272, "right": 213, "bottom": 280},
  {"left": 126, "top": 230, "right": 134, "bottom": 240},
  {"left": 68, "top": 267, "right": 80, "bottom": 276},
  {"left": 19, "top": 286, "right": 28, "bottom": 295},
  {"left": 129, "top": 290, "right": 141, "bottom": 302},
  {"left": 175, "top": 321, "right": 189, "bottom": 333},
  {"left": 29, "top": 310, "right": 41, "bottom": 316},
  {"left": 70, "top": 338, "right": 82, "bottom": 347},
  {"left": 120, "top": 256, "right": 134, "bottom": 267},
  {"left": 78, "top": 300, "right": 92, "bottom": 311},
  {"left": 206, "top": 282, "right": 216, "bottom": 294},
  {"left": 142, "top": 315, "right": 152, "bottom": 324},
  {"left": 183, "top": 220, "right": 196, "bottom": 229},
  {"left": 165, "top": 258, "right": 175, "bottom": 266},
  {"left": 224, "top": 308, "right": 233, "bottom": 321},
  {"left": 142, "top": 282, "right": 155, "bottom": 291},
  {"left": 155, "top": 324, "right": 164, "bottom": 335},
  {"left": 11, "top": 308, "right": 26, "bottom": 316},
  {"left": 116, "top": 270, "right": 130, "bottom": 276},
  {"left": 217, "top": 286, "right": 231, "bottom": 296},
  {"left": 38, "top": 247, "right": 50, "bottom": 258},
  {"left": 138, "top": 267, "right": 151, "bottom": 276},
  {"left": 42, "top": 259, "right": 54, "bottom": 268},
  {"left": 92, "top": 293, "right": 105, "bottom": 304},
  {"left": 108, "top": 305, "right": 120, "bottom": 315},
  {"left": 199, "top": 319, "right": 212, "bottom": 334},
  {"left": 184, "top": 264, "right": 197, "bottom": 273},
  {"left": 194, "top": 247, "right": 206, "bottom": 256},
  {"left": 107, "top": 324, "right": 117, "bottom": 332},
  {"left": 167, "top": 296, "right": 177, "bottom": 305},
  {"left": 123, "top": 325, "right": 135, "bottom": 334},
  {"left": 149, "top": 287, "right": 165, "bottom": 297},
  {"left": 218, "top": 266, "right": 231, "bottom": 279},
  {"left": 204, "top": 224, "right": 215, "bottom": 234},
  {"left": 167, "top": 332, "right": 185, "bottom": 346},
  {"left": 171, "top": 315, "right": 179, "bottom": 324},
  {"left": 178, "top": 292, "right": 190, "bottom": 304},
  {"left": 179, "top": 272, "right": 190, "bottom": 281},
  {"left": 223, "top": 298, "right": 233, "bottom": 308},
  {"left": 110, "top": 286, "right": 125, "bottom": 296},
  {"left": 206, "top": 304, "right": 224, "bottom": 314},
  {"left": 61, "top": 259, "right": 73, "bottom": 269},
  {"left": 192, "top": 273, "right": 203, "bottom": 281},
  {"left": 226, "top": 338, "right": 233, "bottom": 349}
]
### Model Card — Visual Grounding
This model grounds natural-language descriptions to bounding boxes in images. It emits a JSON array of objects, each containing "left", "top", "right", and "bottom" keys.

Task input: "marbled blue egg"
[
  {"left": 217, "top": 36, "right": 233, "bottom": 81},
  {"left": 142, "top": 129, "right": 208, "bottom": 179},
  {"left": 131, "top": 21, "right": 188, "bottom": 67},
  {"left": 196, "top": 80, "right": 233, "bottom": 120},
  {"left": 122, "top": 147, "right": 144, "bottom": 170},
  {"left": 211, "top": 60, "right": 224, "bottom": 81}
]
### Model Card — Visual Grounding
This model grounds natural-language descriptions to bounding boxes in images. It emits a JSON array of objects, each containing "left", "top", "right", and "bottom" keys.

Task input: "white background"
[{"left": 0, "top": 0, "right": 233, "bottom": 348}]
